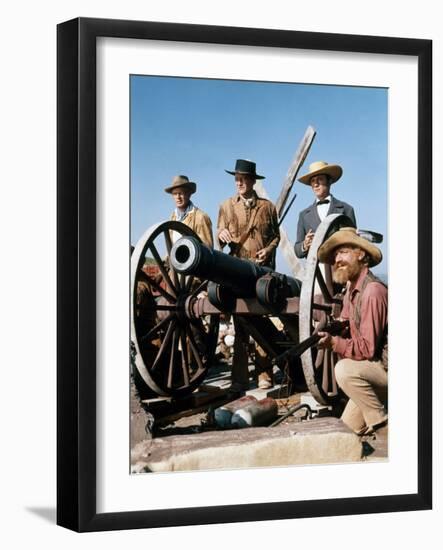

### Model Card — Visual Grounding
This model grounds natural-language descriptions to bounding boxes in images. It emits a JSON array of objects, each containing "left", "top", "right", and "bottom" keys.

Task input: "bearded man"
[{"left": 316, "top": 227, "right": 388, "bottom": 436}]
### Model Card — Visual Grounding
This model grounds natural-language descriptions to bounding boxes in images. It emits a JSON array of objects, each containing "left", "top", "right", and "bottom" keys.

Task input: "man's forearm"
[
  {"left": 294, "top": 239, "right": 307, "bottom": 258},
  {"left": 265, "top": 235, "right": 280, "bottom": 255}
]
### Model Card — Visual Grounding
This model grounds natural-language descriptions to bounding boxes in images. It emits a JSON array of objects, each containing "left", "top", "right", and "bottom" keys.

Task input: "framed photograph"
[{"left": 57, "top": 17, "right": 432, "bottom": 532}]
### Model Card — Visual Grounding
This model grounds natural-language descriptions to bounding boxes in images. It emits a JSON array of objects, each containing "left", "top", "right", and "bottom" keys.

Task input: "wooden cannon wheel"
[
  {"left": 299, "top": 213, "right": 354, "bottom": 406},
  {"left": 131, "top": 221, "right": 219, "bottom": 398}
]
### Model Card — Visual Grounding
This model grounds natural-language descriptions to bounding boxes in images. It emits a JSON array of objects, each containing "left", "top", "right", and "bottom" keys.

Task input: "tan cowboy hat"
[
  {"left": 298, "top": 160, "right": 343, "bottom": 185},
  {"left": 318, "top": 227, "right": 383, "bottom": 267},
  {"left": 164, "top": 175, "right": 197, "bottom": 194}
]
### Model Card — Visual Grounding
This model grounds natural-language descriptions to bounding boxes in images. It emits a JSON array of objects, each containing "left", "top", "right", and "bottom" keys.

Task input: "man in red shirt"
[{"left": 316, "top": 227, "right": 388, "bottom": 436}]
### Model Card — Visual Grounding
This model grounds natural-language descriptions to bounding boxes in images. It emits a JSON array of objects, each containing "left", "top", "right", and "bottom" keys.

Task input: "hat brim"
[
  {"left": 164, "top": 182, "right": 197, "bottom": 194},
  {"left": 299, "top": 164, "right": 343, "bottom": 185},
  {"left": 317, "top": 228, "right": 382, "bottom": 267},
  {"left": 225, "top": 169, "right": 265, "bottom": 180}
]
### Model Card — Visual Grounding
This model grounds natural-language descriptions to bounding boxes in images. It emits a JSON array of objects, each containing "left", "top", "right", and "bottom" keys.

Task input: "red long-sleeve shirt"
[{"left": 333, "top": 267, "right": 388, "bottom": 361}]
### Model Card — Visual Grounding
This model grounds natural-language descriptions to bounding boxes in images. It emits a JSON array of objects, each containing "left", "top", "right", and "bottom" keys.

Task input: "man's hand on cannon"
[
  {"left": 218, "top": 228, "right": 233, "bottom": 244},
  {"left": 255, "top": 248, "right": 271, "bottom": 265}
]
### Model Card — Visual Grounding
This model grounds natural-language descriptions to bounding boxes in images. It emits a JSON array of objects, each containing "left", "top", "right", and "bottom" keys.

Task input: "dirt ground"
[{"left": 131, "top": 359, "right": 388, "bottom": 470}]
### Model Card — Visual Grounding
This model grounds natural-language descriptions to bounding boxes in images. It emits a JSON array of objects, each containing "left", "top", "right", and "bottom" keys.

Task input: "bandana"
[{"left": 175, "top": 201, "right": 194, "bottom": 221}]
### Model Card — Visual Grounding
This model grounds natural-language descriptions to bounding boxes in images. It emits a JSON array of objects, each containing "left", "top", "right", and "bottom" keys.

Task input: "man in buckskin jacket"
[
  {"left": 294, "top": 161, "right": 357, "bottom": 258},
  {"left": 217, "top": 159, "right": 280, "bottom": 392}
]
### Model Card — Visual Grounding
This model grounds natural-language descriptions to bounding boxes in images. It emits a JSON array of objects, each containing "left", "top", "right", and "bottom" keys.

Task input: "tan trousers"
[{"left": 335, "top": 358, "right": 388, "bottom": 435}]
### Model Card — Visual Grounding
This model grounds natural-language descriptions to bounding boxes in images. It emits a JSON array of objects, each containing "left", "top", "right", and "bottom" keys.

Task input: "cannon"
[
  {"left": 170, "top": 235, "right": 302, "bottom": 310},
  {"left": 131, "top": 213, "right": 353, "bottom": 405}
]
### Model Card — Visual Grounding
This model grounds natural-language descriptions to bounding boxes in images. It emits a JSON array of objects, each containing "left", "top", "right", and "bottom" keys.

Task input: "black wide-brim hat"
[{"left": 225, "top": 159, "right": 265, "bottom": 180}]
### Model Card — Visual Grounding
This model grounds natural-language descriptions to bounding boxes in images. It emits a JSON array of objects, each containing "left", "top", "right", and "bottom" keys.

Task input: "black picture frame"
[{"left": 57, "top": 17, "right": 432, "bottom": 532}]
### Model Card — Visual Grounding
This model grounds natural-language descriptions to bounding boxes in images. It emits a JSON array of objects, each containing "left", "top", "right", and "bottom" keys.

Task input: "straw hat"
[
  {"left": 298, "top": 161, "right": 343, "bottom": 185},
  {"left": 164, "top": 175, "right": 196, "bottom": 194},
  {"left": 317, "top": 227, "right": 383, "bottom": 267}
]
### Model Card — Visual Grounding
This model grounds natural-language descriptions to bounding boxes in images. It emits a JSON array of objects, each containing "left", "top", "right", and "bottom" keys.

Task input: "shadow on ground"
[{"left": 26, "top": 507, "right": 56, "bottom": 524}]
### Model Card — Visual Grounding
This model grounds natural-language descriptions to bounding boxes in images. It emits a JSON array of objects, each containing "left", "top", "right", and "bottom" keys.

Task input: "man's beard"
[{"left": 332, "top": 260, "right": 362, "bottom": 284}]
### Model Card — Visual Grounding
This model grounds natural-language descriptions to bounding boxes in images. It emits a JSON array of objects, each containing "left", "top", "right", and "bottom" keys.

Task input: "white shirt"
[{"left": 316, "top": 194, "right": 332, "bottom": 221}]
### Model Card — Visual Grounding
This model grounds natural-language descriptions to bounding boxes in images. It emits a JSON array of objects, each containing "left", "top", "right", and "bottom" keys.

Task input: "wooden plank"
[
  {"left": 274, "top": 125, "right": 317, "bottom": 217},
  {"left": 141, "top": 387, "right": 229, "bottom": 423},
  {"left": 154, "top": 396, "right": 232, "bottom": 427},
  {"left": 199, "top": 383, "right": 228, "bottom": 394},
  {"left": 191, "top": 389, "right": 228, "bottom": 407}
]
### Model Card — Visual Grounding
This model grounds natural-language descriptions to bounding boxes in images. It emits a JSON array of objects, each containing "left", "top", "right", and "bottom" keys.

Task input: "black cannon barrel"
[
  {"left": 170, "top": 236, "right": 301, "bottom": 298},
  {"left": 170, "top": 236, "right": 271, "bottom": 296}
]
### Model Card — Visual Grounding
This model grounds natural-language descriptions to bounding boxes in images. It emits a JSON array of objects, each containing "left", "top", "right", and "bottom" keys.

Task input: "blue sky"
[{"left": 131, "top": 75, "right": 387, "bottom": 275}]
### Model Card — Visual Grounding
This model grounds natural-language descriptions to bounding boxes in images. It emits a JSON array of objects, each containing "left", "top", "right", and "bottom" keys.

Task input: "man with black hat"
[
  {"left": 165, "top": 175, "right": 213, "bottom": 247},
  {"left": 294, "top": 161, "right": 356, "bottom": 258},
  {"left": 316, "top": 227, "right": 388, "bottom": 436},
  {"left": 217, "top": 159, "right": 280, "bottom": 391}
]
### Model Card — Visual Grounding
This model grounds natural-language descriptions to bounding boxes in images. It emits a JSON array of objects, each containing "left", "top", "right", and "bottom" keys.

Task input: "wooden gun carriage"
[{"left": 131, "top": 213, "right": 353, "bottom": 407}]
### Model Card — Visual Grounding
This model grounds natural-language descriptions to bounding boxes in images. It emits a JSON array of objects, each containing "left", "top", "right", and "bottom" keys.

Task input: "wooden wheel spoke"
[
  {"left": 163, "top": 229, "right": 173, "bottom": 256},
  {"left": 167, "top": 330, "right": 179, "bottom": 388},
  {"left": 190, "top": 279, "right": 208, "bottom": 297},
  {"left": 148, "top": 242, "right": 178, "bottom": 297},
  {"left": 324, "top": 264, "right": 334, "bottom": 296},
  {"left": 185, "top": 326, "right": 204, "bottom": 371},
  {"left": 151, "top": 319, "right": 176, "bottom": 371},
  {"left": 154, "top": 304, "right": 178, "bottom": 311},
  {"left": 179, "top": 327, "right": 190, "bottom": 386},
  {"left": 141, "top": 313, "right": 174, "bottom": 343},
  {"left": 190, "top": 319, "right": 207, "bottom": 340},
  {"left": 315, "top": 348, "right": 324, "bottom": 369},
  {"left": 164, "top": 230, "right": 180, "bottom": 290},
  {"left": 185, "top": 275, "right": 195, "bottom": 293},
  {"left": 331, "top": 352, "right": 338, "bottom": 394},
  {"left": 315, "top": 264, "right": 333, "bottom": 303},
  {"left": 321, "top": 348, "right": 331, "bottom": 393},
  {"left": 312, "top": 302, "right": 332, "bottom": 313},
  {"left": 138, "top": 269, "right": 176, "bottom": 304},
  {"left": 320, "top": 349, "right": 338, "bottom": 395}
]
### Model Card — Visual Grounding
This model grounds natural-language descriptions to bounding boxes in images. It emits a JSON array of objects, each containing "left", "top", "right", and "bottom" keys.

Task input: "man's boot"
[{"left": 258, "top": 368, "right": 274, "bottom": 390}]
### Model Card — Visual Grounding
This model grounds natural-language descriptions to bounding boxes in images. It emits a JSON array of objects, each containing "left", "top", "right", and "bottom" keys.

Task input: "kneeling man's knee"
[{"left": 334, "top": 359, "right": 353, "bottom": 388}]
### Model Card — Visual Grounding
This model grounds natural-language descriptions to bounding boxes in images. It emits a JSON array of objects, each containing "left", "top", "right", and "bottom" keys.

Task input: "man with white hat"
[
  {"left": 165, "top": 175, "right": 213, "bottom": 247},
  {"left": 316, "top": 227, "right": 388, "bottom": 436},
  {"left": 294, "top": 161, "right": 356, "bottom": 258}
]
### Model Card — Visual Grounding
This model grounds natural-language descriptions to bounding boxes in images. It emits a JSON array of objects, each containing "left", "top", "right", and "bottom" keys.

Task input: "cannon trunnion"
[{"left": 131, "top": 214, "right": 353, "bottom": 405}]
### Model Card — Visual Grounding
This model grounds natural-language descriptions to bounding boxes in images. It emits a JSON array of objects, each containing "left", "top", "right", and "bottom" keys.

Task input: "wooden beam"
[{"left": 275, "top": 125, "right": 316, "bottom": 217}]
